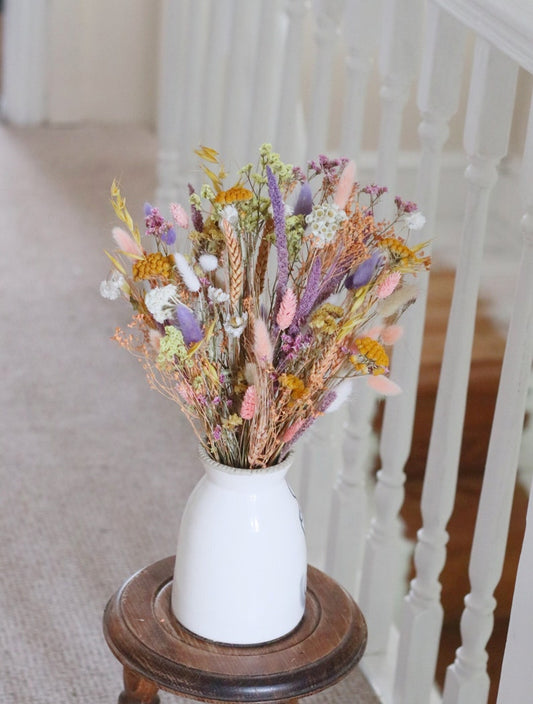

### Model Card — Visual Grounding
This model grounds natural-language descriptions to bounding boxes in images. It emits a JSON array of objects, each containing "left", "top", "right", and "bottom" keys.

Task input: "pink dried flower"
[
  {"left": 276, "top": 288, "right": 297, "bottom": 330},
  {"left": 112, "top": 227, "right": 143, "bottom": 257},
  {"left": 333, "top": 160, "right": 356, "bottom": 210},
  {"left": 381, "top": 325, "right": 403, "bottom": 345},
  {"left": 240, "top": 385, "right": 257, "bottom": 420},
  {"left": 377, "top": 272, "right": 401, "bottom": 299},
  {"left": 254, "top": 317, "right": 274, "bottom": 366},
  {"left": 367, "top": 375, "right": 402, "bottom": 395},
  {"left": 170, "top": 202, "right": 189, "bottom": 228},
  {"left": 282, "top": 419, "right": 305, "bottom": 444}
]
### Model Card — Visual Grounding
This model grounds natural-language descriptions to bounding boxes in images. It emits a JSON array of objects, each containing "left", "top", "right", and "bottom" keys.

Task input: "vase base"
[{"left": 173, "top": 611, "right": 306, "bottom": 648}]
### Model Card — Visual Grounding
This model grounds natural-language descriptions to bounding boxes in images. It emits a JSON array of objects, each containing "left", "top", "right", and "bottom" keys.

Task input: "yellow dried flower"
[
  {"left": 279, "top": 373, "right": 306, "bottom": 399},
  {"left": 133, "top": 252, "right": 174, "bottom": 281},
  {"left": 355, "top": 337, "right": 389, "bottom": 368},
  {"left": 214, "top": 186, "right": 253, "bottom": 205},
  {"left": 379, "top": 237, "right": 431, "bottom": 271},
  {"left": 310, "top": 304, "right": 344, "bottom": 334},
  {"left": 349, "top": 356, "right": 367, "bottom": 374},
  {"left": 222, "top": 413, "right": 243, "bottom": 429}
]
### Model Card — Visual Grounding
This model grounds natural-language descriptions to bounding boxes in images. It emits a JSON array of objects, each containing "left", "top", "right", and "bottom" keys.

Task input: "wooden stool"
[{"left": 103, "top": 556, "right": 367, "bottom": 703}]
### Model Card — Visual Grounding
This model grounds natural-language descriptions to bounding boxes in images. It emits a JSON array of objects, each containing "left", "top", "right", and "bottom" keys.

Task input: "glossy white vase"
[{"left": 171, "top": 446, "right": 307, "bottom": 645}]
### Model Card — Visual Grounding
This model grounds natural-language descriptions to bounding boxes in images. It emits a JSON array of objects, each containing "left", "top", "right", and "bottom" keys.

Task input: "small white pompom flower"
[
  {"left": 100, "top": 271, "right": 125, "bottom": 300},
  {"left": 208, "top": 286, "right": 229, "bottom": 304},
  {"left": 144, "top": 284, "right": 178, "bottom": 323},
  {"left": 224, "top": 312, "right": 248, "bottom": 338},
  {"left": 404, "top": 210, "right": 426, "bottom": 230},
  {"left": 199, "top": 253, "right": 219, "bottom": 272},
  {"left": 219, "top": 205, "right": 239, "bottom": 226}
]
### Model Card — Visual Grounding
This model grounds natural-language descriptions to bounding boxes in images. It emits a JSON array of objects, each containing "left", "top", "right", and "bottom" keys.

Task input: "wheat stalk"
[{"left": 222, "top": 219, "right": 243, "bottom": 309}]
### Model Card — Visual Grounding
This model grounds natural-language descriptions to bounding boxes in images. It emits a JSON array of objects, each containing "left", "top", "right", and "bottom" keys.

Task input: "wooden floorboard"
[{"left": 401, "top": 266, "right": 527, "bottom": 703}]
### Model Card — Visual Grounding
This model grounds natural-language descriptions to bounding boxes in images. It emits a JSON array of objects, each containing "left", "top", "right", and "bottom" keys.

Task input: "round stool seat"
[{"left": 103, "top": 556, "right": 367, "bottom": 703}]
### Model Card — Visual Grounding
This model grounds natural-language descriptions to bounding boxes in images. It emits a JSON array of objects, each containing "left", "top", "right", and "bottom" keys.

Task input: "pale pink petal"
[
  {"left": 333, "top": 160, "right": 357, "bottom": 210},
  {"left": 367, "top": 375, "right": 402, "bottom": 395},
  {"left": 365, "top": 325, "right": 384, "bottom": 340},
  {"left": 381, "top": 325, "right": 404, "bottom": 345},
  {"left": 276, "top": 288, "right": 297, "bottom": 330},
  {"left": 254, "top": 317, "right": 273, "bottom": 366},
  {"left": 282, "top": 419, "right": 305, "bottom": 443},
  {"left": 170, "top": 202, "right": 189, "bottom": 228},
  {"left": 377, "top": 271, "right": 401, "bottom": 299},
  {"left": 112, "top": 226, "right": 143, "bottom": 257},
  {"left": 240, "top": 385, "right": 257, "bottom": 420}
]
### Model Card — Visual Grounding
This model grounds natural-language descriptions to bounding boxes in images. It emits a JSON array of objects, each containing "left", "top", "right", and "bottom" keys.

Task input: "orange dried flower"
[
  {"left": 133, "top": 252, "right": 174, "bottom": 281},
  {"left": 355, "top": 337, "right": 389, "bottom": 368},
  {"left": 214, "top": 186, "right": 253, "bottom": 205}
]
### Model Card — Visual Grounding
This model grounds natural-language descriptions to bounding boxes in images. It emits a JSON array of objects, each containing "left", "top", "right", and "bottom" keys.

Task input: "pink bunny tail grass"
[
  {"left": 282, "top": 418, "right": 305, "bottom": 444},
  {"left": 240, "top": 385, "right": 257, "bottom": 420},
  {"left": 170, "top": 202, "right": 189, "bottom": 228},
  {"left": 253, "top": 317, "right": 274, "bottom": 366},
  {"left": 377, "top": 271, "right": 401, "bottom": 299},
  {"left": 334, "top": 160, "right": 357, "bottom": 210},
  {"left": 276, "top": 288, "right": 297, "bottom": 330},
  {"left": 367, "top": 375, "right": 402, "bottom": 396},
  {"left": 381, "top": 324, "right": 403, "bottom": 345},
  {"left": 112, "top": 227, "right": 143, "bottom": 257},
  {"left": 365, "top": 325, "right": 384, "bottom": 340}
]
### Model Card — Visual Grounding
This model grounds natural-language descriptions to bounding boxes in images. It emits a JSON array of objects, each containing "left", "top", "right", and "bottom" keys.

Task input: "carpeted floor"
[{"left": 0, "top": 124, "right": 379, "bottom": 703}]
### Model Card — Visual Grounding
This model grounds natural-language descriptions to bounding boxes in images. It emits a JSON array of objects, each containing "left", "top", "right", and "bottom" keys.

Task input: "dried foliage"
[{"left": 100, "top": 145, "right": 429, "bottom": 468}]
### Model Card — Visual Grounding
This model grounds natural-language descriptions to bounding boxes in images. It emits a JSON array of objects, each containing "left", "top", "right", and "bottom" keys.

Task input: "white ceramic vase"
[{"left": 171, "top": 446, "right": 307, "bottom": 645}]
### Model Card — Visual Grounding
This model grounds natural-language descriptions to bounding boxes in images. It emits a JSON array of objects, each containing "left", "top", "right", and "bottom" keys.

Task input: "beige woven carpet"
[{"left": 0, "top": 124, "right": 378, "bottom": 703}]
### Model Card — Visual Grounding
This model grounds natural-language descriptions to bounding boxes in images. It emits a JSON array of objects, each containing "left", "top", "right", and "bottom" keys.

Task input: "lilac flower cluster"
[
  {"left": 394, "top": 196, "right": 418, "bottom": 214},
  {"left": 308, "top": 154, "right": 349, "bottom": 183},
  {"left": 361, "top": 184, "right": 388, "bottom": 198},
  {"left": 144, "top": 203, "right": 176, "bottom": 245}
]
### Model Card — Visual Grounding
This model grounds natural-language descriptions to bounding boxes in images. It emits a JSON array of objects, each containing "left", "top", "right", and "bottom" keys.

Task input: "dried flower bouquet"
[{"left": 101, "top": 145, "right": 429, "bottom": 468}]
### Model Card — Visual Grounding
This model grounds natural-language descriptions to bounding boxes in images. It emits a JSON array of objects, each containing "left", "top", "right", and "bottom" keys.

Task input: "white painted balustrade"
[{"left": 152, "top": 3, "right": 533, "bottom": 702}]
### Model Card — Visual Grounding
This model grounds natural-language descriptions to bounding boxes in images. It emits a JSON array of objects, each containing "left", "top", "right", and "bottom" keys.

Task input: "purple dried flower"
[
  {"left": 292, "top": 166, "right": 306, "bottom": 182},
  {"left": 174, "top": 305, "right": 203, "bottom": 346},
  {"left": 292, "top": 257, "right": 321, "bottom": 328},
  {"left": 281, "top": 416, "right": 316, "bottom": 455},
  {"left": 188, "top": 184, "right": 204, "bottom": 232},
  {"left": 161, "top": 226, "right": 176, "bottom": 245},
  {"left": 213, "top": 425, "right": 222, "bottom": 441},
  {"left": 344, "top": 252, "right": 382, "bottom": 290},
  {"left": 266, "top": 166, "right": 289, "bottom": 299},
  {"left": 317, "top": 390, "right": 337, "bottom": 413},
  {"left": 144, "top": 203, "right": 175, "bottom": 244},
  {"left": 293, "top": 182, "right": 313, "bottom": 217},
  {"left": 394, "top": 196, "right": 418, "bottom": 214},
  {"left": 362, "top": 184, "right": 388, "bottom": 198}
]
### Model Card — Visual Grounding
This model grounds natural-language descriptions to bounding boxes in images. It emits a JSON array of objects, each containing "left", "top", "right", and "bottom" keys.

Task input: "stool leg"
[{"left": 118, "top": 666, "right": 160, "bottom": 704}]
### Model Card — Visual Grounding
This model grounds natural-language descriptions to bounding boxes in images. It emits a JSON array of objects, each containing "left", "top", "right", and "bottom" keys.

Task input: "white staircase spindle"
[
  {"left": 359, "top": 1, "right": 466, "bottom": 658},
  {"left": 306, "top": 0, "right": 346, "bottom": 158},
  {"left": 325, "top": 382, "right": 376, "bottom": 595},
  {"left": 220, "top": 0, "right": 262, "bottom": 166},
  {"left": 246, "top": 0, "right": 285, "bottom": 155},
  {"left": 375, "top": 0, "right": 424, "bottom": 218},
  {"left": 199, "top": 0, "right": 235, "bottom": 155},
  {"left": 274, "top": 0, "right": 308, "bottom": 163},
  {"left": 394, "top": 39, "right": 519, "bottom": 704},
  {"left": 444, "top": 94, "right": 533, "bottom": 704},
  {"left": 156, "top": 0, "right": 191, "bottom": 207},
  {"left": 339, "top": 0, "right": 381, "bottom": 160}
]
